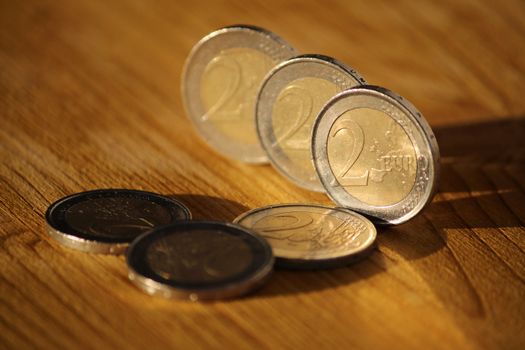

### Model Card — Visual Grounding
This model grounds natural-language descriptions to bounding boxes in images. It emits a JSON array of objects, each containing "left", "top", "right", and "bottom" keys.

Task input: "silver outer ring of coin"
[
  {"left": 181, "top": 24, "right": 297, "bottom": 164},
  {"left": 312, "top": 85, "right": 440, "bottom": 225},
  {"left": 256, "top": 54, "right": 367, "bottom": 191},
  {"left": 47, "top": 227, "right": 130, "bottom": 255},
  {"left": 127, "top": 221, "right": 274, "bottom": 301},
  {"left": 233, "top": 203, "right": 376, "bottom": 269},
  {"left": 46, "top": 190, "right": 192, "bottom": 255}
]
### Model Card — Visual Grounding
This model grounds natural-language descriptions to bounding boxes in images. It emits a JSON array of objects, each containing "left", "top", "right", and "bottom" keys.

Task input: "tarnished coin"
[
  {"left": 233, "top": 204, "right": 376, "bottom": 269},
  {"left": 46, "top": 189, "right": 191, "bottom": 254},
  {"left": 181, "top": 25, "right": 297, "bottom": 163},
  {"left": 127, "top": 221, "right": 274, "bottom": 301},
  {"left": 256, "top": 54, "right": 366, "bottom": 191},
  {"left": 312, "top": 86, "right": 440, "bottom": 225}
]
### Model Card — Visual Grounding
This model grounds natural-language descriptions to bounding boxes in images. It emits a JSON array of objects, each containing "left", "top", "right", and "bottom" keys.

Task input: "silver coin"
[
  {"left": 312, "top": 86, "right": 440, "bottom": 225},
  {"left": 181, "top": 25, "right": 297, "bottom": 163},
  {"left": 127, "top": 221, "right": 274, "bottom": 301},
  {"left": 256, "top": 54, "right": 366, "bottom": 191},
  {"left": 45, "top": 189, "right": 192, "bottom": 254},
  {"left": 233, "top": 203, "right": 376, "bottom": 269}
]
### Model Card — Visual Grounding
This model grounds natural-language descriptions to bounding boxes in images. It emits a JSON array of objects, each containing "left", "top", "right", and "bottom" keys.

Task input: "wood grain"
[{"left": 1, "top": 0, "right": 525, "bottom": 349}]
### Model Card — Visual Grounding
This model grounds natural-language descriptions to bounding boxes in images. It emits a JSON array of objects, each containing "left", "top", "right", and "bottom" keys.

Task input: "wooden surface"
[{"left": 1, "top": 0, "right": 524, "bottom": 349}]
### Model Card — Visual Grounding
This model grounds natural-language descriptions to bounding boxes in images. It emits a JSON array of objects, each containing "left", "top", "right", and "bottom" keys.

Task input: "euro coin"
[
  {"left": 234, "top": 203, "right": 376, "bottom": 269},
  {"left": 127, "top": 221, "right": 274, "bottom": 301},
  {"left": 256, "top": 54, "right": 366, "bottom": 191},
  {"left": 312, "top": 86, "right": 440, "bottom": 224},
  {"left": 182, "top": 25, "right": 297, "bottom": 163},
  {"left": 46, "top": 189, "right": 191, "bottom": 254}
]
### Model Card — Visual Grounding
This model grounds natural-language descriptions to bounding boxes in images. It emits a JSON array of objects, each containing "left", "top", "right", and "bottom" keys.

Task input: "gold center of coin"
[
  {"left": 272, "top": 77, "right": 338, "bottom": 179},
  {"left": 248, "top": 209, "right": 369, "bottom": 257},
  {"left": 327, "top": 108, "right": 417, "bottom": 206},
  {"left": 200, "top": 47, "right": 274, "bottom": 144},
  {"left": 146, "top": 231, "right": 252, "bottom": 283}
]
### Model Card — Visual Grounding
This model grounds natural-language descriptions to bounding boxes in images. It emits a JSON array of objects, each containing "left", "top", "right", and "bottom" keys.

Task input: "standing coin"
[
  {"left": 256, "top": 54, "right": 366, "bottom": 191},
  {"left": 182, "top": 25, "right": 297, "bottom": 163},
  {"left": 312, "top": 86, "right": 440, "bottom": 225},
  {"left": 46, "top": 189, "right": 191, "bottom": 254},
  {"left": 234, "top": 204, "right": 376, "bottom": 269},
  {"left": 127, "top": 221, "right": 274, "bottom": 301}
]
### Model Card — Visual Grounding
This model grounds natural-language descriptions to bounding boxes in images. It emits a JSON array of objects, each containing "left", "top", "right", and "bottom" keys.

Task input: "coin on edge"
[
  {"left": 234, "top": 203, "right": 376, "bottom": 269},
  {"left": 312, "top": 85, "right": 440, "bottom": 225},
  {"left": 127, "top": 221, "right": 274, "bottom": 301},
  {"left": 46, "top": 189, "right": 191, "bottom": 254},
  {"left": 256, "top": 54, "right": 366, "bottom": 191},
  {"left": 181, "top": 24, "right": 297, "bottom": 163}
]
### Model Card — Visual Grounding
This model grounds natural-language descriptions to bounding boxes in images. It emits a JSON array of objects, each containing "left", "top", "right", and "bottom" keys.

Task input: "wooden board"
[{"left": 1, "top": 0, "right": 524, "bottom": 348}]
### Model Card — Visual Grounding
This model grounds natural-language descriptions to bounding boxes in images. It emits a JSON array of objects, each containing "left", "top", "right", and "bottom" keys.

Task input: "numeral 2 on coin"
[
  {"left": 330, "top": 119, "right": 369, "bottom": 186},
  {"left": 272, "top": 85, "right": 313, "bottom": 150},
  {"left": 201, "top": 54, "right": 243, "bottom": 122}
]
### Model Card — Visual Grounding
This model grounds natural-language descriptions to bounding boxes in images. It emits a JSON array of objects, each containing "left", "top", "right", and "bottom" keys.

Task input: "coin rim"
[
  {"left": 180, "top": 24, "right": 297, "bottom": 164},
  {"left": 255, "top": 54, "right": 367, "bottom": 192},
  {"left": 126, "top": 220, "right": 275, "bottom": 301},
  {"left": 45, "top": 189, "right": 192, "bottom": 254},
  {"left": 311, "top": 85, "right": 440, "bottom": 225},
  {"left": 233, "top": 203, "right": 377, "bottom": 269}
]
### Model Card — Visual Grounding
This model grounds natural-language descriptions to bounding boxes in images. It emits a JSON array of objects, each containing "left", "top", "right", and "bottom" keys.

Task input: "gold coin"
[
  {"left": 256, "top": 55, "right": 366, "bottom": 191},
  {"left": 234, "top": 203, "right": 376, "bottom": 268},
  {"left": 312, "top": 86, "right": 440, "bottom": 224},
  {"left": 182, "top": 25, "right": 297, "bottom": 163},
  {"left": 327, "top": 107, "right": 417, "bottom": 206}
]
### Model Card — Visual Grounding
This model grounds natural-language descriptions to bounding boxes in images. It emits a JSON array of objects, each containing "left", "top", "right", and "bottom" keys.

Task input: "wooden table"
[{"left": 1, "top": 0, "right": 524, "bottom": 349}]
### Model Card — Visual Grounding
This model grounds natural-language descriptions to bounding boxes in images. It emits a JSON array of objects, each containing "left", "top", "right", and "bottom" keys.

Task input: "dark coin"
[
  {"left": 46, "top": 189, "right": 191, "bottom": 254},
  {"left": 126, "top": 221, "right": 274, "bottom": 301}
]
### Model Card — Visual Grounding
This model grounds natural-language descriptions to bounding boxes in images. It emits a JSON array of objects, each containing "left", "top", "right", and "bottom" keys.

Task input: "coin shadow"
[
  {"left": 166, "top": 194, "right": 249, "bottom": 222},
  {"left": 256, "top": 210, "right": 448, "bottom": 298},
  {"left": 364, "top": 116, "right": 525, "bottom": 314},
  {"left": 258, "top": 251, "right": 386, "bottom": 298},
  {"left": 434, "top": 116, "right": 525, "bottom": 193}
]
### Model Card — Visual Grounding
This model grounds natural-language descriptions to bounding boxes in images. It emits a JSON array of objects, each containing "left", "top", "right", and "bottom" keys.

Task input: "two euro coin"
[
  {"left": 46, "top": 189, "right": 191, "bottom": 254},
  {"left": 256, "top": 54, "right": 366, "bottom": 192},
  {"left": 127, "top": 221, "right": 274, "bottom": 301},
  {"left": 234, "top": 204, "right": 376, "bottom": 269},
  {"left": 182, "top": 25, "right": 297, "bottom": 163},
  {"left": 312, "top": 86, "right": 440, "bottom": 225}
]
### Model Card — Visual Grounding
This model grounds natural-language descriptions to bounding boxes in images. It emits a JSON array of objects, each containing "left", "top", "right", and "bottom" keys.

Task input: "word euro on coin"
[
  {"left": 256, "top": 54, "right": 366, "bottom": 191},
  {"left": 46, "top": 189, "right": 191, "bottom": 254},
  {"left": 312, "top": 86, "right": 440, "bottom": 225},
  {"left": 234, "top": 204, "right": 376, "bottom": 269},
  {"left": 127, "top": 221, "right": 274, "bottom": 301},
  {"left": 182, "top": 25, "right": 297, "bottom": 163}
]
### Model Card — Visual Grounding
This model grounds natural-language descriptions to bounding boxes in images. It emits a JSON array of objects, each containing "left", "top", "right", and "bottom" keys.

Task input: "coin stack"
[{"left": 45, "top": 25, "right": 439, "bottom": 302}]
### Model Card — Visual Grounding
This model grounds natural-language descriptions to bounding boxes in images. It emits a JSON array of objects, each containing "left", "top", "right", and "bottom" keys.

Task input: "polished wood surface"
[{"left": 1, "top": 0, "right": 524, "bottom": 349}]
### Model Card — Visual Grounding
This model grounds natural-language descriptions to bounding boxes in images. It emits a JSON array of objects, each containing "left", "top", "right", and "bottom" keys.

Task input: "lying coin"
[
  {"left": 46, "top": 189, "right": 191, "bottom": 254},
  {"left": 182, "top": 25, "right": 297, "bottom": 163},
  {"left": 312, "top": 86, "right": 440, "bottom": 225},
  {"left": 234, "top": 204, "right": 376, "bottom": 269},
  {"left": 127, "top": 221, "right": 274, "bottom": 301},
  {"left": 256, "top": 54, "right": 366, "bottom": 191}
]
